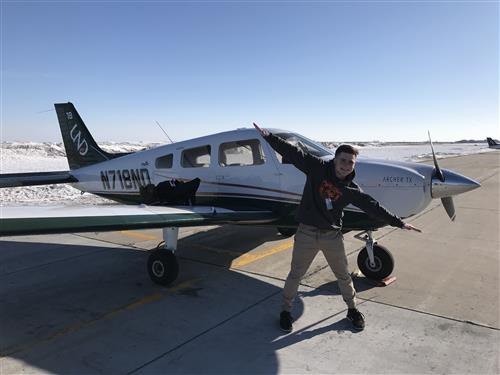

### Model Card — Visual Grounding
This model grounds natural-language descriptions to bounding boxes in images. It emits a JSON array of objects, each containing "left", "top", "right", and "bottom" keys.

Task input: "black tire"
[
  {"left": 277, "top": 227, "right": 297, "bottom": 237},
  {"left": 147, "top": 250, "right": 179, "bottom": 286},
  {"left": 357, "top": 244, "right": 394, "bottom": 280}
]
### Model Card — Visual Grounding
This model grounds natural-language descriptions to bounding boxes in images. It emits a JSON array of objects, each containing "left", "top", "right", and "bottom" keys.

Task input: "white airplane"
[
  {"left": 486, "top": 137, "right": 500, "bottom": 149},
  {"left": 0, "top": 103, "right": 481, "bottom": 285}
]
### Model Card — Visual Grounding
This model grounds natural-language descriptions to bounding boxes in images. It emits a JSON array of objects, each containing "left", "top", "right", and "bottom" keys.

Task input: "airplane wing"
[
  {"left": 0, "top": 171, "right": 77, "bottom": 188},
  {"left": 0, "top": 205, "right": 278, "bottom": 237}
]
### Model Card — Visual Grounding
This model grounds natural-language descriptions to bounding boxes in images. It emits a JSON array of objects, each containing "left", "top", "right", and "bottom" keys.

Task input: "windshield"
[{"left": 276, "top": 132, "right": 332, "bottom": 157}]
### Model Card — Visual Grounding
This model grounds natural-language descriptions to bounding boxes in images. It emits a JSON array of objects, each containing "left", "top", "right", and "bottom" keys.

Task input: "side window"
[
  {"left": 219, "top": 139, "right": 265, "bottom": 167},
  {"left": 155, "top": 154, "right": 173, "bottom": 169},
  {"left": 182, "top": 145, "right": 211, "bottom": 168}
]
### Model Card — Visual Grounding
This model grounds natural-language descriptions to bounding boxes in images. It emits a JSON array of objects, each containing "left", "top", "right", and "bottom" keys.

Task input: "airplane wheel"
[
  {"left": 277, "top": 227, "right": 297, "bottom": 237},
  {"left": 357, "top": 244, "right": 394, "bottom": 280},
  {"left": 147, "top": 250, "right": 179, "bottom": 286}
]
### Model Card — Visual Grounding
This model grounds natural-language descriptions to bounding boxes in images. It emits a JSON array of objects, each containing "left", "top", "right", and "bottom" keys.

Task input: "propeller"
[
  {"left": 441, "top": 196, "right": 456, "bottom": 221},
  {"left": 428, "top": 131, "right": 456, "bottom": 221}
]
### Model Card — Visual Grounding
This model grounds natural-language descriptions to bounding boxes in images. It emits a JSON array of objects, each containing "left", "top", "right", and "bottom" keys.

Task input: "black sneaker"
[
  {"left": 347, "top": 308, "right": 365, "bottom": 331},
  {"left": 280, "top": 311, "right": 293, "bottom": 333}
]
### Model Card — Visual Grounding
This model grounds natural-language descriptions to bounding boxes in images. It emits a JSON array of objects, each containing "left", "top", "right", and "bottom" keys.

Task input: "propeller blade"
[
  {"left": 441, "top": 196, "right": 456, "bottom": 221},
  {"left": 428, "top": 131, "right": 444, "bottom": 182}
]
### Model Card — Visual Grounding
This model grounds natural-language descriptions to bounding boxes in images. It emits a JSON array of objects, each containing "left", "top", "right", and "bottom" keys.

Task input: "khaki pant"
[{"left": 282, "top": 223, "right": 356, "bottom": 312}]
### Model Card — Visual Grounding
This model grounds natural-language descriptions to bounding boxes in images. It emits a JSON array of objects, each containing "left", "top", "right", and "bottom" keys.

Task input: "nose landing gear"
[{"left": 355, "top": 230, "right": 394, "bottom": 281}]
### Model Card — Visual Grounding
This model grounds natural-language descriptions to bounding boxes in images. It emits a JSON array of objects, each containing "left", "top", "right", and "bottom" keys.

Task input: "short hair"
[{"left": 335, "top": 144, "right": 359, "bottom": 158}]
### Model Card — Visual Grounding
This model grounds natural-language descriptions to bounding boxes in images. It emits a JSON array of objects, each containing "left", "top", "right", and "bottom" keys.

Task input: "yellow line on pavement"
[
  {"left": 0, "top": 279, "right": 198, "bottom": 357},
  {"left": 189, "top": 243, "right": 243, "bottom": 257},
  {"left": 116, "top": 230, "right": 292, "bottom": 268},
  {"left": 104, "top": 279, "right": 197, "bottom": 319},
  {"left": 118, "top": 230, "right": 161, "bottom": 241},
  {"left": 230, "top": 239, "right": 294, "bottom": 268}
]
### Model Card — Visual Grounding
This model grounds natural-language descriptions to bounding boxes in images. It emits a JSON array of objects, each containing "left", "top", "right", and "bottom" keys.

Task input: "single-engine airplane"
[
  {"left": 0, "top": 103, "right": 481, "bottom": 285},
  {"left": 486, "top": 137, "right": 500, "bottom": 149}
]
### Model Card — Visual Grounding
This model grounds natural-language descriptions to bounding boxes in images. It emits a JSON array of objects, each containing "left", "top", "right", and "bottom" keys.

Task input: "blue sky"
[{"left": 1, "top": 1, "right": 498, "bottom": 142}]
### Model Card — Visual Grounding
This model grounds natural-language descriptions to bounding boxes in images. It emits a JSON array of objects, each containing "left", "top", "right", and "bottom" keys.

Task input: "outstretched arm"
[
  {"left": 402, "top": 222, "right": 422, "bottom": 232},
  {"left": 253, "top": 122, "right": 269, "bottom": 137},
  {"left": 253, "top": 122, "right": 321, "bottom": 174},
  {"left": 347, "top": 187, "right": 422, "bottom": 232}
]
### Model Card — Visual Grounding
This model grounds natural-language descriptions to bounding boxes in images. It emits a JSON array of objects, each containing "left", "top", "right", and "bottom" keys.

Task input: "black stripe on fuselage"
[{"left": 152, "top": 174, "right": 303, "bottom": 197}]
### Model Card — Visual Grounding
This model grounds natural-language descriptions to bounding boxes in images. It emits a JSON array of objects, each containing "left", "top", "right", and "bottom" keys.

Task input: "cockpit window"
[{"left": 276, "top": 132, "right": 332, "bottom": 158}]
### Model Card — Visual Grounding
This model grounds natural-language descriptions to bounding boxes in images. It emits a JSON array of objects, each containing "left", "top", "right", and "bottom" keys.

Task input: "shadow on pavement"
[{"left": 0, "top": 226, "right": 380, "bottom": 374}]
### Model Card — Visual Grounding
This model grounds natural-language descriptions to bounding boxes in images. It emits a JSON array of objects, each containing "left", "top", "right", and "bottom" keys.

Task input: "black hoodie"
[{"left": 264, "top": 133, "right": 405, "bottom": 230}]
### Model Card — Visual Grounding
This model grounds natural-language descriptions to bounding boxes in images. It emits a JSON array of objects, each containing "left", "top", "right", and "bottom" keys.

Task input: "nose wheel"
[
  {"left": 355, "top": 231, "right": 394, "bottom": 280},
  {"left": 357, "top": 244, "right": 394, "bottom": 280}
]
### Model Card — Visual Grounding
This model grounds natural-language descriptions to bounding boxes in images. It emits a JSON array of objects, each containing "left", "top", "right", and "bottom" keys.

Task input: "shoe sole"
[
  {"left": 280, "top": 322, "right": 293, "bottom": 333},
  {"left": 347, "top": 317, "right": 365, "bottom": 331}
]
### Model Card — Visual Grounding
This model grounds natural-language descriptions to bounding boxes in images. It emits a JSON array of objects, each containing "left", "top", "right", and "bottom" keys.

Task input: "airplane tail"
[
  {"left": 486, "top": 137, "right": 499, "bottom": 147},
  {"left": 54, "top": 102, "right": 130, "bottom": 170}
]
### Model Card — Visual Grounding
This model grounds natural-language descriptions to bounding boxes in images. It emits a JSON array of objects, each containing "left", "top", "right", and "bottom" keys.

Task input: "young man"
[{"left": 253, "top": 123, "right": 420, "bottom": 332}]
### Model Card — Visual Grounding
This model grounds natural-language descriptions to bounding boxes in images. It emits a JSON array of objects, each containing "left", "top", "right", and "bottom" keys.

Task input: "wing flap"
[
  {"left": 0, "top": 171, "right": 77, "bottom": 188},
  {"left": 0, "top": 205, "right": 278, "bottom": 236}
]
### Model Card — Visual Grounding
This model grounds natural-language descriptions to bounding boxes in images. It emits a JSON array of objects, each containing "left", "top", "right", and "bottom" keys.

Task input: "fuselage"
[{"left": 67, "top": 128, "right": 444, "bottom": 231}]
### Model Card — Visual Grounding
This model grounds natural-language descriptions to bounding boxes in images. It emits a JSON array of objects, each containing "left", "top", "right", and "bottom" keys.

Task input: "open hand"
[
  {"left": 402, "top": 223, "right": 422, "bottom": 232},
  {"left": 253, "top": 122, "right": 269, "bottom": 137}
]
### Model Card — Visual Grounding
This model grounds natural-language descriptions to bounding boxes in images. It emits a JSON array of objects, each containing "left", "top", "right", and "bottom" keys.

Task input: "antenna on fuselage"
[
  {"left": 36, "top": 108, "right": 55, "bottom": 114},
  {"left": 155, "top": 120, "right": 174, "bottom": 144}
]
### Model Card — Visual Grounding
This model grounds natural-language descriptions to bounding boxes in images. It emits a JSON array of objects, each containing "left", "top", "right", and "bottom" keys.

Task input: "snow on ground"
[
  {"left": 0, "top": 141, "right": 493, "bottom": 206},
  {"left": 1, "top": 142, "right": 154, "bottom": 205},
  {"left": 354, "top": 143, "right": 492, "bottom": 162}
]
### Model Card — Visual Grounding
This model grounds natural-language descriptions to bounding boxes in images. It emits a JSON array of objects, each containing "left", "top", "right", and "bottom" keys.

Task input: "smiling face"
[{"left": 334, "top": 152, "right": 356, "bottom": 180}]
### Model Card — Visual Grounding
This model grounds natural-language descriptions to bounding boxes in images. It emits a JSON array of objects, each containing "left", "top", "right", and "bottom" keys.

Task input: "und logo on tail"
[
  {"left": 67, "top": 112, "right": 89, "bottom": 156},
  {"left": 55, "top": 103, "right": 131, "bottom": 169}
]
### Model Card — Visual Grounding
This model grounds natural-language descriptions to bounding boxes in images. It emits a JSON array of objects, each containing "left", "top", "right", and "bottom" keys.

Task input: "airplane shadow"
[{"left": 0, "top": 226, "right": 380, "bottom": 374}]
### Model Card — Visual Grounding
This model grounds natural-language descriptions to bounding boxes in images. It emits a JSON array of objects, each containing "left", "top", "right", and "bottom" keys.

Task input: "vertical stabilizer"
[
  {"left": 55, "top": 102, "right": 127, "bottom": 169},
  {"left": 486, "top": 137, "right": 499, "bottom": 148}
]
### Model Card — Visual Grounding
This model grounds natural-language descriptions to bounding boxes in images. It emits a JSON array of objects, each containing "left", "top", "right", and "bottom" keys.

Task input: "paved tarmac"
[{"left": 0, "top": 152, "right": 499, "bottom": 374}]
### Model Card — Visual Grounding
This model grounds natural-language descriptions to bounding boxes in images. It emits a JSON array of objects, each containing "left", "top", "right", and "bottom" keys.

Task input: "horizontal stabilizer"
[
  {"left": 0, "top": 205, "right": 278, "bottom": 236},
  {"left": 0, "top": 171, "right": 77, "bottom": 188}
]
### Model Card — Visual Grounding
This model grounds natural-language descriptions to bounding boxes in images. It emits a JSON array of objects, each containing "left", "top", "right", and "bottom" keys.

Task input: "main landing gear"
[
  {"left": 355, "top": 230, "right": 394, "bottom": 280},
  {"left": 147, "top": 227, "right": 179, "bottom": 286}
]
